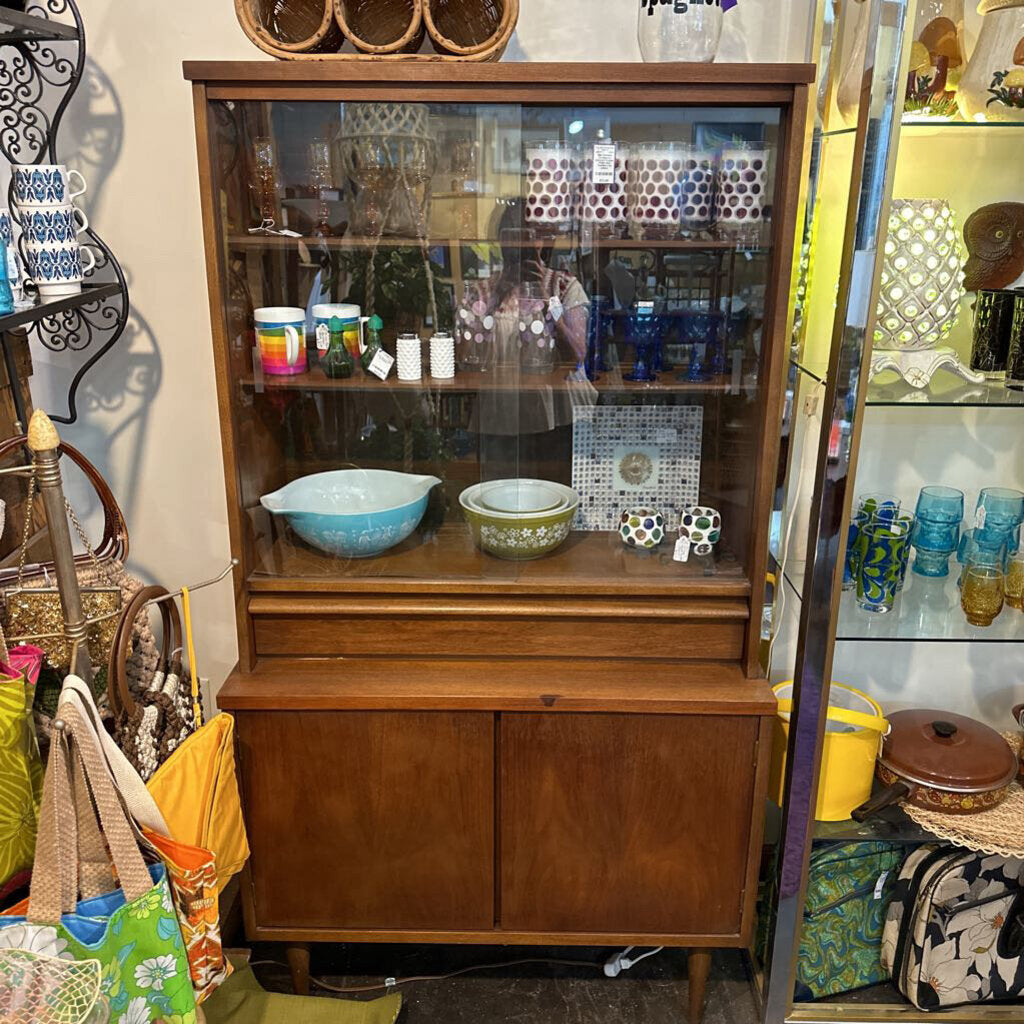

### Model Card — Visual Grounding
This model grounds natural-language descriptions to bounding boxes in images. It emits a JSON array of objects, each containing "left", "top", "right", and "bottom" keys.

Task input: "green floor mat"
[{"left": 202, "top": 958, "right": 402, "bottom": 1024}]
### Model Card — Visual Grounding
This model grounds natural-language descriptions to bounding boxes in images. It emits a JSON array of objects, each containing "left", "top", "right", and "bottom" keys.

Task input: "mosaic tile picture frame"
[{"left": 571, "top": 405, "right": 703, "bottom": 531}]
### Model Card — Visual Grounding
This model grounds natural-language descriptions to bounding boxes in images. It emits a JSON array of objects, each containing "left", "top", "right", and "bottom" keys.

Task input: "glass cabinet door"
[{"left": 207, "top": 97, "right": 785, "bottom": 593}]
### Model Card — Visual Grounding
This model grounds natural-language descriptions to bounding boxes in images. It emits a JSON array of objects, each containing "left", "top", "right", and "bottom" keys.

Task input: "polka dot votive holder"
[
  {"left": 525, "top": 142, "right": 576, "bottom": 232},
  {"left": 715, "top": 144, "right": 770, "bottom": 241},
  {"left": 620, "top": 506, "right": 666, "bottom": 550},
  {"left": 679, "top": 505, "right": 722, "bottom": 556},
  {"left": 579, "top": 145, "right": 629, "bottom": 237}
]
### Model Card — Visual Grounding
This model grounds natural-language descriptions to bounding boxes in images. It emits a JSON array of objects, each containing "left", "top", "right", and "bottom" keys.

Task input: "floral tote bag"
[
  {"left": 885, "top": 848, "right": 1024, "bottom": 1009},
  {"left": 0, "top": 701, "right": 198, "bottom": 1024}
]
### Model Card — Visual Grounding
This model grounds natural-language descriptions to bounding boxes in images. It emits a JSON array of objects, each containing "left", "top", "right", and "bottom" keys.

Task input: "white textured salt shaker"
[
  {"left": 430, "top": 331, "right": 456, "bottom": 380},
  {"left": 396, "top": 332, "right": 422, "bottom": 381}
]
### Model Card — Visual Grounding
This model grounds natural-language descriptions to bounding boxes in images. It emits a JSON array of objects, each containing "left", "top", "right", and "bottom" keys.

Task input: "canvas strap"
[{"left": 27, "top": 703, "right": 154, "bottom": 924}]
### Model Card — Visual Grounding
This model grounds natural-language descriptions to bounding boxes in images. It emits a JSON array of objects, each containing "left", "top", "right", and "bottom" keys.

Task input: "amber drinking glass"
[
  {"left": 1006, "top": 552, "right": 1024, "bottom": 611},
  {"left": 961, "top": 558, "right": 1005, "bottom": 627}
]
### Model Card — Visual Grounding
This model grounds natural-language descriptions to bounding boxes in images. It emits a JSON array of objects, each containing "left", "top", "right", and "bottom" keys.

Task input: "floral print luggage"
[{"left": 881, "top": 844, "right": 1024, "bottom": 1009}]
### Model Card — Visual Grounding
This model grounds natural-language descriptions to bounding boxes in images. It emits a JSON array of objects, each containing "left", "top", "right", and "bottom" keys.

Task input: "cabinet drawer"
[
  {"left": 499, "top": 713, "right": 760, "bottom": 936},
  {"left": 237, "top": 710, "right": 494, "bottom": 931}
]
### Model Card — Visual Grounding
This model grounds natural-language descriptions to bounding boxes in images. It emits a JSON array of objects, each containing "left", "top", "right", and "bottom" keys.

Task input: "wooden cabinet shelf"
[
  {"left": 242, "top": 365, "right": 751, "bottom": 395},
  {"left": 249, "top": 523, "right": 751, "bottom": 596}
]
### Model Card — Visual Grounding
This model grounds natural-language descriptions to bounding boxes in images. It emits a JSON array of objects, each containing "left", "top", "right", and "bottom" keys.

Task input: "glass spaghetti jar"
[{"left": 637, "top": 0, "right": 723, "bottom": 63}]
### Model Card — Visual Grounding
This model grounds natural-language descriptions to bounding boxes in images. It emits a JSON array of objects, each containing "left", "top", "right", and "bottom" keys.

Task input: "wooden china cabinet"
[{"left": 184, "top": 61, "right": 811, "bottom": 1019}]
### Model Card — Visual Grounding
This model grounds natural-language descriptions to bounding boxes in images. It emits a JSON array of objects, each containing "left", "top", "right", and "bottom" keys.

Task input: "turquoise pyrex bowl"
[{"left": 260, "top": 470, "right": 441, "bottom": 558}]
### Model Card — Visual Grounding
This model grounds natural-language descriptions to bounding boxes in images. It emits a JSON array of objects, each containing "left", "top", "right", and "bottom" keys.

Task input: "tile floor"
[{"left": 251, "top": 944, "right": 760, "bottom": 1024}]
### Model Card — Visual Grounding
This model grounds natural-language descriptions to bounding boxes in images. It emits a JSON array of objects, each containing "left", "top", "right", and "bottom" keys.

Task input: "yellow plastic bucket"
[{"left": 769, "top": 681, "right": 888, "bottom": 822}]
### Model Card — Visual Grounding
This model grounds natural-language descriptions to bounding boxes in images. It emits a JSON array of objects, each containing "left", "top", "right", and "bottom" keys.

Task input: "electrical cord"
[{"left": 248, "top": 955, "right": 607, "bottom": 995}]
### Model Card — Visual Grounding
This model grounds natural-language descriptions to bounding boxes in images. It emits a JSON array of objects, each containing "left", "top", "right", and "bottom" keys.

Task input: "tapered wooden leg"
[
  {"left": 688, "top": 949, "right": 712, "bottom": 1024},
  {"left": 286, "top": 942, "right": 311, "bottom": 996}
]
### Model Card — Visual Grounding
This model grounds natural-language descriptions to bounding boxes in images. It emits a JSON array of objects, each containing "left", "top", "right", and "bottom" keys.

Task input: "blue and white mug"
[
  {"left": 24, "top": 237, "right": 95, "bottom": 298},
  {"left": 12, "top": 164, "right": 87, "bottom": 207},
  {"left": 21, "top": 204, "right": 89, "bottom": 245}
]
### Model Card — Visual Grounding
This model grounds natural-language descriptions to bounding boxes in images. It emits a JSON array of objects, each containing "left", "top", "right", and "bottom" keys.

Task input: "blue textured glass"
[
  {"left": 911, "top": 486, "right": 963, "bottom": 577},
  {"left": 843, "top": 519, "right": 861, "bottom": 590},
  {"left": 0, "top": 242, "right": 12, "bottom": 316},
  {"left": 583, "top": 296, "right": 611, "bottom": 380},
  {"left": 957, "top": 529, "right": 1009, "bottom": 580},
  {"left": 625, "top": 310, "right": 663, "bottom": 383}
]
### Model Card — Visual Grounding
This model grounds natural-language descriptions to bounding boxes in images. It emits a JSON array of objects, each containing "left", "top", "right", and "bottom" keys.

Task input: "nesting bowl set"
[{"left": 459, "top": 479, "right": 579, "bottom": 560}]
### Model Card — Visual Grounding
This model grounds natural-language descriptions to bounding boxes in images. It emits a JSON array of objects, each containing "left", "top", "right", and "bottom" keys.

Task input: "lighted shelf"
[
  {"left": 249, "top": 522, "right": 750, "bottom": 597},
  {"left": 835, "top": 567, "right": 1023, "bottom": 643},
  {"left": 822, "top": 118, "right": 1024, "bottom": 139},
  {"left": 867, "top": 378, "right": 1024, "bottom": 408},
  {"left": 241, "top": 365, "right": 753, "bottom": 395}
]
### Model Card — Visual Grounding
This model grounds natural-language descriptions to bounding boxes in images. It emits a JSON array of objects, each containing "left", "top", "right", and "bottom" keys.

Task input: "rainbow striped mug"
[{"left": 255, "top": 306, "right": 307, "bottom": 375}]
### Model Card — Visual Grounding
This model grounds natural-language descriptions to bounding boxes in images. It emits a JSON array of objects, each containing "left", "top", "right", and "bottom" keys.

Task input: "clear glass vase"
[
  {"left": 956, "top": 1, "right": 1024, "bottom": 123},
  {"left": 637, "top": 0, "right": 723, "bottom": 63}
]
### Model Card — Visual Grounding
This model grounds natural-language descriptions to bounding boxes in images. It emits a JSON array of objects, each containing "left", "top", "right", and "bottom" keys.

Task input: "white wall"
[{"left": 27, "top": 0, "right": 815, "bottom": 697}]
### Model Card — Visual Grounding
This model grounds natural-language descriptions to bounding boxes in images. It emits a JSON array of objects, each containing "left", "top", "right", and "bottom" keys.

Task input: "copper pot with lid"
[{"left": 852, "top": 709, "right": 1019, "bottom": 820}]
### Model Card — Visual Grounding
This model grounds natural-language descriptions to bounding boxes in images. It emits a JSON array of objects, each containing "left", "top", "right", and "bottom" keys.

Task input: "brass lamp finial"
[{"left": 27, "top": 409, "right": 59, "bottom": 453}]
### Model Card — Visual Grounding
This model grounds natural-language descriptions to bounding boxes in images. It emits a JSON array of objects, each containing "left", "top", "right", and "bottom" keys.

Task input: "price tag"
[
  {"left": 656, "top": 428, "right": 678, "bottom": 444},
  {"left": 315, "top": 323, "right": 330, "bottom": 353},
  {"left": 873, "top": 870, "right": 890, "bottom": 900},
  {"left": 673, "top": 536, "right": 691, "bottom": 563},
  {"left": 592, "top": 142, "right": 616, "bottom": 185},
  {"left": 548, "top": 295, "right": 564, "bottom": 322},
  {"left": 975, "top": 505, "right": 987, "bottom": 529},
  {"left": 367, "top": 349, "right": 395, "bottom": 380}
]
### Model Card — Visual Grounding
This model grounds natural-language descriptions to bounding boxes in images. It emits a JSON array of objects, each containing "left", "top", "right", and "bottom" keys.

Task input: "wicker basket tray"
[
  {"left": 424, "top": 0, "right": 516, "bottom": 56},
  {"left": 334, "top": 0, "right": 425, "bottom": 53},
  {"left": 235, "top": 0, "right": 343, "bottom": 54}
]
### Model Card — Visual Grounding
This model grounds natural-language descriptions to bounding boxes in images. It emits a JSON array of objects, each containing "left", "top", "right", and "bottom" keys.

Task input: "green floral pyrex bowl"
[{"left": 459, "top": 481, "right": 579, "bottom": 560}]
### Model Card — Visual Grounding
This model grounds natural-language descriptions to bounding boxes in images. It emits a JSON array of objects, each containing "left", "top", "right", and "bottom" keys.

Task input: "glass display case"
[
  {"left": 186, "top": 62, "right": 812, "bottom": 1010},
  {"left": 760, "top": 0, "right": 1024, "bottom": 1021}
]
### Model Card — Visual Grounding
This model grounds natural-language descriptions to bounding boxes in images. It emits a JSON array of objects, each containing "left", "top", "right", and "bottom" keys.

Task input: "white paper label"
[
  {"left": 315, "top": 323, "right": 330, "bottom": 353},
  {"left": 975, "top": 505, "right": 987, "bottom": 529},
  {"left": 592, "top": 143, "right": 616, "bottom": 184},
  {"left": 367, "top": 349, "right": 395, "bottom": 380},
  {"left": 673, "top": 536, "right": 691, "bottom": 563},
  {"left": 548, "top": 296, "right": 564, "bottom": 322},
  {"left": 656, "top": 428, "right": 678, "bottom": 444},
  {"left": 636, "top": 300, "right": 655, "bottom": 317},
  {"left": 873, "top": 870, "right": 890, "bottom": 900}
]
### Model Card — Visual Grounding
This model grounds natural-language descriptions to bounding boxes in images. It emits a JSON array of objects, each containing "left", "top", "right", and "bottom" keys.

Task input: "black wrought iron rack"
[{"left": 0, "top": 0, "right": 129, "bottom": 426}]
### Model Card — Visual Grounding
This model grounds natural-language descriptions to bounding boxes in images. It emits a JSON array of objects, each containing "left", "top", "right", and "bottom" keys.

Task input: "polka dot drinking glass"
[
  {"left": 715, "top": 142, "right": 771, "bottom": 242},
  {"left": 525, "top": 142, "right": 576, "bottom": 234},
  {"left": 456, "top": 282, "right": 495, "bottom": 371}
]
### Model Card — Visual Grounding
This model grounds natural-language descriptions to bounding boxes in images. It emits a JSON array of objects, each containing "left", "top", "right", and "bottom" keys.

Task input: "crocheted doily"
[{"left": 902, "top": 733, "right": 1024, "bottom": 858}]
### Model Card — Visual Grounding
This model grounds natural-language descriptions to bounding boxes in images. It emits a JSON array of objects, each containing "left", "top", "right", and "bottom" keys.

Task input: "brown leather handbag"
[{"left": 109, "top": 585, "right": 197, "bottom": 781}]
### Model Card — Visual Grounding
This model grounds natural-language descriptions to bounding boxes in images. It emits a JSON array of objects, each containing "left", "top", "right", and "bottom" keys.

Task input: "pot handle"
[
  {"left": 1013, "top": 703, "right": 1024, "bottom": 729},
  {"left": 851, "top": 780, "right": 913, "bottom": 822},
  {"left": 775, "top": 698, "right": 889, "bottom": 734}
]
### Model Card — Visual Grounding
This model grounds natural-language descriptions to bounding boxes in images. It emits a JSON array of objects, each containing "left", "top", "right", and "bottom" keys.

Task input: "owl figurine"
[{"left": 963, "top": 202, "right": 1024, "bottom": 291}]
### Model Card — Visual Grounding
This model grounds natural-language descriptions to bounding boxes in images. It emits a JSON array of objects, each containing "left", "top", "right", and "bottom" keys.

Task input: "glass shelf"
[
  {"left": 0, "top": 283, "right": 122, "bottom": 334},
  {"left": 836, "top": 568, "right": 1023, "bottom": 643},
  {"left": 867, "top": 378, "right": 1024, "bottom": 408},
  {"left": 822, "top": 118, "right": 1024, "bottom": 139},
  {"left": 814, "top": 804, "right": 936, "bottom": 844}
]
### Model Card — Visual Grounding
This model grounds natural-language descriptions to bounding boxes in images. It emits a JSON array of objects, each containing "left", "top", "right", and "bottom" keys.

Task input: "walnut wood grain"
[
  {"left": 216, "top": 658, "right": 777, "bottom": 714},
  {"left": 183, "top": 61, "right": 816, "bottom": 84},
  {"left": 499, "top": 713, "right": 761, "bottom": 935},
  {"left": 238, "top": 710, "right": 494, "bottom": 930}
]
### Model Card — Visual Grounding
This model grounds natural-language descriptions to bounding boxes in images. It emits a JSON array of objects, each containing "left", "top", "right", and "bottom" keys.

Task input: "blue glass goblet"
[{"left": 625, "top": 310, "right": 662, "bottom": 383}]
